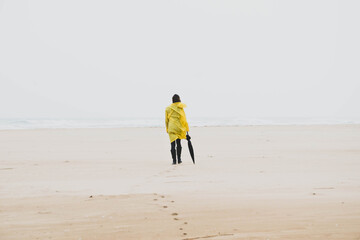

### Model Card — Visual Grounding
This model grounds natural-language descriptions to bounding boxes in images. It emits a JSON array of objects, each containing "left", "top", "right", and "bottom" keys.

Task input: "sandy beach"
[{"left": 1, "top": 125, "right": 360, "bottom": 239}]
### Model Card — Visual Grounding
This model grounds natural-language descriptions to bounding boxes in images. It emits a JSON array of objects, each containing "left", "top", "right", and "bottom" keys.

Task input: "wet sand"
[{"left": 1, "top": 125, "right": 360, "bottom": 239}]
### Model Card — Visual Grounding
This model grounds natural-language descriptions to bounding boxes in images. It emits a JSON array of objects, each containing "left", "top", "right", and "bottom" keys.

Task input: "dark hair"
[{"left": 172, "top": 94, "right": 181, "bottom": 103}]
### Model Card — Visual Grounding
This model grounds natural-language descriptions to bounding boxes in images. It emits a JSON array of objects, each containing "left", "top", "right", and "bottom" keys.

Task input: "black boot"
[
  {"left": 177, "top": 145, "right": 182, "bottom": 164},
  {"left": 171, "top": 149, "right": 176, "bottom": 165}
]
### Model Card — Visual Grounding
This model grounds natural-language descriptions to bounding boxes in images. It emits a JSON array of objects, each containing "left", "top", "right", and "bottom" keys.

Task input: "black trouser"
[{"left": 170, "top": 139, "right": 182, "bottom": 164}]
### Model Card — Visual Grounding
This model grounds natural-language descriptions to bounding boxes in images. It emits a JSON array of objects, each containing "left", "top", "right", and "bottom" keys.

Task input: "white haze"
[{"left": 0, "top": 0, "right": 359, "bottom": 122}]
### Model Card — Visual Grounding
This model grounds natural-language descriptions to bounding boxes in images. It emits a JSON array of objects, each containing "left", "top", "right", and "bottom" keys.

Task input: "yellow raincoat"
[{"left": 165, "top": 102, "right": 189, "bottom": 143}]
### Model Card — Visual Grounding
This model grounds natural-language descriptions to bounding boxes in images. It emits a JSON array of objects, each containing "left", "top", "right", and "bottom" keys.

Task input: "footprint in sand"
[
  {"left": 171, "top": 213, "right": 180, "bottom": 221},
  {"left": 152, "top": 196, "right": 188, "bottom": 235}
]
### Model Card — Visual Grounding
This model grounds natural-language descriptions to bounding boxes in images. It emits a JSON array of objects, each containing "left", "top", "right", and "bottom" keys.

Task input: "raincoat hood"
[
  {"left": 168, "top": 102, "right": 187, "bottom": 117},
  {"left": 171, "top": 102, "right": 187, "bottom": 109}
]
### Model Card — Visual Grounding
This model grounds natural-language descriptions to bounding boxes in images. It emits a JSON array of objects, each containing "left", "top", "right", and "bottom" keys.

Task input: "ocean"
[{"left": 0, "top": 117, "right": 359, "bottom": 130}]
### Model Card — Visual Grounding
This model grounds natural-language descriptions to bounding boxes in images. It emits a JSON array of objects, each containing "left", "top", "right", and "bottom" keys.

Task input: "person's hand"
[{"left": 186, "top": 133, "right": 191, "bottom": 140}]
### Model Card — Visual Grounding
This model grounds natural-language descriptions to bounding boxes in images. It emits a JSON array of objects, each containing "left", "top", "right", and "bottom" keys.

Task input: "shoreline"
[{"left": 1, "top": 123, "right": 360, "bottom": 131}]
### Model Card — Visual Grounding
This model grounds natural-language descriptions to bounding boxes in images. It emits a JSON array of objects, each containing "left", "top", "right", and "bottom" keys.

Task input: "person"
[{"left": 165, "top": 94, "right": 189, "bottom": 165}]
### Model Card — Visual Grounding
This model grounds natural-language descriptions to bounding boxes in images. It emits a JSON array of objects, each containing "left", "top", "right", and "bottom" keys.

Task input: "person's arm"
[{"left": 183, "top": 110, "right": 189, "bottom": 132}]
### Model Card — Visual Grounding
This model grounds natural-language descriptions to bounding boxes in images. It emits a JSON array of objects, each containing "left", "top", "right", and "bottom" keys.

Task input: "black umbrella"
[{"left": 186, "top": 133, "right": 195, "bottom": 164}]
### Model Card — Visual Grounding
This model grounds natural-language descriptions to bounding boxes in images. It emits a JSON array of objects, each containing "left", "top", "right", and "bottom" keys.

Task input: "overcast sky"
[{"left": 0, "top": 0, "right": 359, "bottom": 120}]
